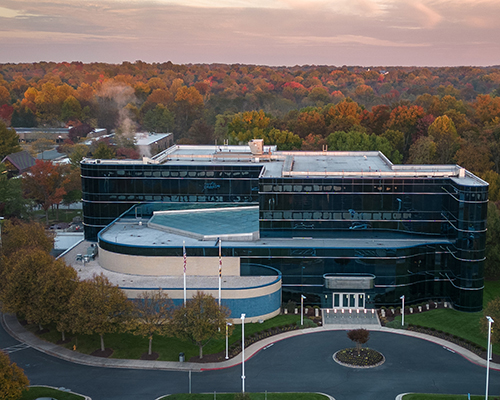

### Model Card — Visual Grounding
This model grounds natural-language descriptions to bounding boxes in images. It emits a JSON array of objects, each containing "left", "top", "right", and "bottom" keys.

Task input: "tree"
[
  {"left": 142, "top": 104, "right": 174, "bottom": 133},
  {"left": 68, "top": 274, "right": 132, "bottom": 352},
  {"left": 0, "top": 220, "right": 53, "bottom": 258},
  {"left": 92, "top": 141, "right": 116, "bottom": 159},
  {"left": 0, "top": 249, "right": 55, "bottom": 328},
  {"left": 68, "top": 143, "right": 89, "bottom": 168},
  {"left": 130, "top": 290, "right": 174, "bottom": 355},
  {"left": 485, "top": 202, "right": 500, "bottom": 280},
  {"left": 407, "top": 136, "right": 437, "bottom": 164},
  {"left": 427, "top": 115, "right": 460, "bottom": 164},
  {"left": 22, "top": 160, "right": 67, "bottom": 224},
  {"left": 0, "top": 351, "right": 29, "bottom": 400},
  {"left": 171, "top": 291, "right": 231, "bottom": 359},
  {"left": 0, "top": 163, "right": 31, "bottom": 219},
  {"left": 347, "top": 328, "right": 370, "bottom": 355},
  {"left": 174, "top": 86, "right": 204, "bottom": 134},
  {"left": 0, "top": 121, "right": 21, "bottom": 160},
  {"left": 61, "top": 95, "right": 82, "bottom": 122}
]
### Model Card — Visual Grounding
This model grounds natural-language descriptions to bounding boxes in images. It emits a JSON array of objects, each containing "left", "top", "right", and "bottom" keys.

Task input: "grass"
[
  {"left": 393, "top": 280, "right": 500, "bottom": 354},
  {"left": 29, "top": 314, "right": 316, "bottom": 362},
  {"left": 33, "top": 207, "right": 82, "bottom": 225},
  {"left": 159, "top": 393, "right": 329, "bottom": 400},
  {"left": 20, "top": 386, "right": 85, "bottom": 400},
  {"left": 402, "top": 394, "right": 499, "bottom": 399}
]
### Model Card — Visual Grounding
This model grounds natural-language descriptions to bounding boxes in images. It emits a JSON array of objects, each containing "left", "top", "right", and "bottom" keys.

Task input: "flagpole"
[
  {"left": 218, "top": 238, "right": 222, "bottom": 307},
  {"left": 183, "top": 240, "right": 187, "bottom": 307}
]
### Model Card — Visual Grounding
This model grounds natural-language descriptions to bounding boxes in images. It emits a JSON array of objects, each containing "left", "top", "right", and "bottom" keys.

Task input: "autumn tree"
[
  {"left": 142, "top": 104, "right": 174, "bottom": 133},
  {"left": 68, "top": 274, "right": 132, "bottom": 352},
  {"left": 174, "top": 86, "right": 204, "bottom": 134},
  {"left": 385, "top": 105, "right": 426, "bottom": 156},
  {"left": 485, "top": 202, "right": 500, "bottom": 280},
  {"left": 324, "top": 99, "right": 363, "bottom": 133},
  {"left": 0, "top": 351, "right": 30, "bottom": 400},
  {"left": 130, "top": 290, "right": 174, "bottom": 356},
  {"left": 0, "top": 121, "right": 21, "bottom": 160},
  {"left": 0, "top": 249, "right": 77, "bottom": 335},
  {"left": 171, "top": 291, "right": 231, "bottom": 359},
  {"left": 347, "top": 328, "right": 370, "bottom": 355},
  {"left": 22, "top": 160, "right": 67, "bottom": 224},
  {"left": 427, "top": 115, "right": 460, "bottom": 164},
  {"left": 0, "top": 219, "right": 53, "bottom": 258},
  {"left": 61, "top": 95, "right": 82, "bottom": 122}
]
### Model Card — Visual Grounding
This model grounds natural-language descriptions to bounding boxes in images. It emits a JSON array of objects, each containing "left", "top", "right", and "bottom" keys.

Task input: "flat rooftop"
[
  {"left": 62, "top": 241, "right": 277, "bottom": 290},
  {"left": 100, "top": 215, "right": 453, "bottom": 251},
  {"left": 82, "top": 144, "right": 487, "bottom": 186}
]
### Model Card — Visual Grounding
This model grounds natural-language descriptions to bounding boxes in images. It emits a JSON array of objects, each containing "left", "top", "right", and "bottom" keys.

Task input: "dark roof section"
[{"left": 2, "top": 150, "right": 36, "bottom": 173}]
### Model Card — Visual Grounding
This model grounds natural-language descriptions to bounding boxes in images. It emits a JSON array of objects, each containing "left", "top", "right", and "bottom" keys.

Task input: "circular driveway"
[{"left": 4, "top": 328, "right": 500, "bottom": 400}]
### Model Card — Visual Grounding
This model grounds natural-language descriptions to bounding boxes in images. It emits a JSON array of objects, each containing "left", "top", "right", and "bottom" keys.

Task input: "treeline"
[
  {"left": 2, "top": 62, "right": 500, "bottom": 210},
  {"left": 0, "top": 221, "right": 231, "bottom": 359}
]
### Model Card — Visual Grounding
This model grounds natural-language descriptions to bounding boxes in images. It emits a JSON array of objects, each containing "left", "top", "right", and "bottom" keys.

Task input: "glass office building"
[{"left": 82, "top": 141, "right": 488, "bottom": 312}]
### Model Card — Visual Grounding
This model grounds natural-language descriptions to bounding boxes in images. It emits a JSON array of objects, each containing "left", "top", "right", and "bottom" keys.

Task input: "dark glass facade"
[
  {"left": 84, "top": 156, "right": 488, "bottom": 312},
  {"left": 81, "top": 162, "right": 262, "bottom": 240}
]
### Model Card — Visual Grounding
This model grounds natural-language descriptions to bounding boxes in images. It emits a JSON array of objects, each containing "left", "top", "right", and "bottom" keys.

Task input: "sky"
[{"left": 0, "top": 0, "right": 499, "bottom": 67}]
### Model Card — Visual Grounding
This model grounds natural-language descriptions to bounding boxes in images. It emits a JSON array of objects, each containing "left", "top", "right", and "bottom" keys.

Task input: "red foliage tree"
[{"left": 22, "top": 160, "right": 67, "bottom": 224}]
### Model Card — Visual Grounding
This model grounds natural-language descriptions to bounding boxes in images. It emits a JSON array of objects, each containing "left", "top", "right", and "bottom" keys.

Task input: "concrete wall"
[
  {"left": 99, "top": 247, "right": 240, "bottom": 276},
  {"left": 122, "top": 279, "right": 282, "bottom": 322}
]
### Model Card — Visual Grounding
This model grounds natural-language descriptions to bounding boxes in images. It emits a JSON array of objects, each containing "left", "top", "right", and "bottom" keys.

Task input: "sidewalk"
[{"left": 3, "top": 312, "right": 500, "bottom": 372}]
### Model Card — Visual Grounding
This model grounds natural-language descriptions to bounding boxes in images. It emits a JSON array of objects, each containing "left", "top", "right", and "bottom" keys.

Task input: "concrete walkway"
[{"left": 2, "top": 312, "right": 500, "bottom": 373}]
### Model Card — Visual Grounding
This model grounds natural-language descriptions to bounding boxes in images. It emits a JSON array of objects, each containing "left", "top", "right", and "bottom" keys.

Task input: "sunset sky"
[{"left": 0, "top": 0, "right": 499, "bottom": 66}]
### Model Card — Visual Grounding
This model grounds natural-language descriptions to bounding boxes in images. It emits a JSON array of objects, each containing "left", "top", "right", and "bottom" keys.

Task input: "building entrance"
[{"left": 332, "top": 293, "right": 365, "bottom": 309}]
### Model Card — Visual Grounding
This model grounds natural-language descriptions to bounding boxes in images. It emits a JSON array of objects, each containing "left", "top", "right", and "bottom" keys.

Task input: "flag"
[
  {"left": 183, "top": 241, "right": 186, "bottom": 274},
  {"left": 219, "top": 239, "right": 222, "bottom": 278}
]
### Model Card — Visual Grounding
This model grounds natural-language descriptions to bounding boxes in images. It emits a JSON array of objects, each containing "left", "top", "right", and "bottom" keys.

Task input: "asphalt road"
[{"left": 2, "top": 325, "right": 499, "bottom": 400}]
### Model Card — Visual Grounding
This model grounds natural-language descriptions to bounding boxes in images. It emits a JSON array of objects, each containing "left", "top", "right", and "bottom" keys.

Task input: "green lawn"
[
  {"left": 29, "top": 314, "right": 316, "bottom": 362},
  {"left": 394, "top": 280, "right": 500, "bottom": 354},
  {"left": 402, "top": 394, "right": 499, "bottom": 400},
  {"left": 33, "top": 207, "right": 82, "bottom": 225},
  {"left": 20, "top": 386, "right": 85, "bottom": 400},
  {"left": 160, "top": 393, "right": 328, "bottom": 400}
]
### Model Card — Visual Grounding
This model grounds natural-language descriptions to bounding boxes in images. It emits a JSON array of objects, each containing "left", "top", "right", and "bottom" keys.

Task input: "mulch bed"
[
  {"left": 140, "top": 352, "right": 159, "bottom": 360},
  {"left": 90, "top": 348, "right": 113, "bottom": 358},
  {"left": 188, "top": 351, "right": 225, "bottom": 363},
  {"left": 334, "top": 348, "right": 385, "bottom": 368}
]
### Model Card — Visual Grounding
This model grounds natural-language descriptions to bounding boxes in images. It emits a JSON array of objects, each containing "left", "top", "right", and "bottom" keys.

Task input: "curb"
[{"left": 3, "top": 312, "right": 500, "bottom": 372}]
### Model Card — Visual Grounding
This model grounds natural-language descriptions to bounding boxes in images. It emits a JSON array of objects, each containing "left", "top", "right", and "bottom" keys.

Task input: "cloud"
[
  {"left": 0, "top": 0, "right": 499, "bottom": 66},
  {"left": 412, "top": 2, "right": 442, "bottom": 28}
]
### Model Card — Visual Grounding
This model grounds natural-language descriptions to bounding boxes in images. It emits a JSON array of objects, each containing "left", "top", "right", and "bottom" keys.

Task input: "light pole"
[
  {"left": 301, "top": 295, "right": 306, "bottom": 326},
  {"left": 225, "top": 322, "right": 232, "bottom": 359},
  {"left": 486, "top": 316, "right": 494, "bottom": 400},
  {"left": 241, "top": 313, "right": 246, "bottom": 393},
  {"left": 400, "top": 295, "right": 405, "bottom": 327},
  {"left": 0, "top": 216, "right": 4, "bottom": 247}
]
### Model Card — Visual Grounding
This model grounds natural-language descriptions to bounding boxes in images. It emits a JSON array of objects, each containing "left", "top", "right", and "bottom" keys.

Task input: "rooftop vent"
[{"left": 249, "top": 139, "right": 264, "bottom": 155}]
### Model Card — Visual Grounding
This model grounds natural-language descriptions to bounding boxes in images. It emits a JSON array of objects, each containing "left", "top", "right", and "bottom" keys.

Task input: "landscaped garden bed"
[{"left": 333, "top": 347, "right": 385, "bottom": 368}]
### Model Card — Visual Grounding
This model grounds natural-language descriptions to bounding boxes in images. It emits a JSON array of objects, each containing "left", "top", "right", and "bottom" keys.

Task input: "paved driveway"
[{"left": 3, "top": 327, "right": 499, "bottom": 400}]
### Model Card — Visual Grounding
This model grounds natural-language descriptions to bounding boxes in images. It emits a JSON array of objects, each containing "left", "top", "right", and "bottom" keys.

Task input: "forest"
[{"left": 1, "top": 61, "right": 500, "bottom": 200}]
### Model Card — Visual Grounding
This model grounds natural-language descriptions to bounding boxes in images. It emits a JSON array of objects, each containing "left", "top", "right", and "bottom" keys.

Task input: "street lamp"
[
  {"left": 486, "top": 316, "right": 494, "bottom": 400},
  {"left": 0, "top": 216, "right": 4, "bottom": 247},
  {"left": 225, "top": 322, "right": 232, "bottom": 359},
  {"left": 400, "top": 295, "right": 405, "bottom": 327},
  {"left": 301, "top": 295, "right": 306, "bottom": 326},
  {"left": 241, "top": 313, "right": 246, "bottom": 393}
]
